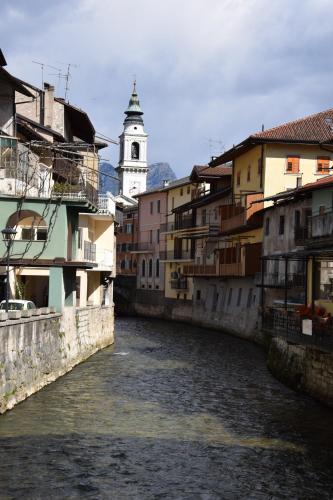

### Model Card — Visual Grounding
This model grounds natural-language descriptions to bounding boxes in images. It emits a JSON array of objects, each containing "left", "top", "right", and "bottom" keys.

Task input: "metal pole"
[{"left": 5, "top": 241, "right": 9, "bottom": 312}]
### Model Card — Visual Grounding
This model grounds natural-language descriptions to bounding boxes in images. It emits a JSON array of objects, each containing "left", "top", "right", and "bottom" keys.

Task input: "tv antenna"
[
  {"left": 32, "top": 61, "right": 61, "bottom": 88},
  {"left": 62, "top": 62, "right": 79, "bottom": 101},
  {"left": 48, "top": 69, "right": 67, "bottom": 95}
]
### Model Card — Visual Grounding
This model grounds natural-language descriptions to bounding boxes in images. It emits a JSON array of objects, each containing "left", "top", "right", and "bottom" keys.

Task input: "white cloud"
[{"left": 2, "top": 0, "right": 333, "bottom": 175}]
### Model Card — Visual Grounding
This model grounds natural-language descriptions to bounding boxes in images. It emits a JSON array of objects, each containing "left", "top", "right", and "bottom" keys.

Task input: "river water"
[{"left": 0, "top": 317, "right": 333, "bottom": 499}]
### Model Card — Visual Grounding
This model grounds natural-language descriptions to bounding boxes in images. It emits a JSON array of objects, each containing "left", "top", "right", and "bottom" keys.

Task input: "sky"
[{"left": 1, "top": 0, "right": 333, "bottom": 177}]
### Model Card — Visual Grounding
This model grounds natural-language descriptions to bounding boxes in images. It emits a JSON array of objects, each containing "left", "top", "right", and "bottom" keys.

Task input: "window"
[
  {"left": 286, "top": 156, "right": 299, "bottom": 173},
  {"left": 247, "top": 288, "right": 253, "bottom": 308},
  {"left": 202, "top": 209, "right": 207, "bottom": 225},
  {"left": 131, "top": 142, "right": 140, "bottom": 159},
  {"left": 247, "top": 165, "right": 251, "bottom": 182},
  {"left": 157, "top": 229, "right": 160, "bottom": 244},
  {"left": 265, "top": 217, "right": 270, "bottom": 236},
  {"left": 317, "top": 156, "right": 330, "bottom": 174},
  {"left": 150, "top": 201, "right": 153, "bottom": 214},
  {"left": 319, "top": 205, "right": 325, "bottom": 215},
  {"left": 196, "top": 290, "right": 201, "bottom": 301},
  {"left": 257, "top": 157, "right": 262, "bottom": 175},
  {"left": 172, "top": 197, "right": 175, "bottom": 210},
  {"left": 149, "top": 259, "right": 153, "bottom": 277},
  {"left": 227, "top": 288, "right": 233, "bottom": 306},
  {"left": 157, "top": 200, "right": 160, "bottom": 213},
  {"left": 142, "top": 259, "right": 146, "bottom": 277},
  {"left": 16, "top": 214, "right": 48, "bottom": 241},
  {"left": 0, "top": 137, "right": 17, "bottom": 169},
  {"left": 237, "top": 288, "right": 242, "bottom": 306},
  {"left": 279, "top": 215, "right": 285, "bottom": 235},
  {"left": 236, "top": 171, "right": 241, "bottom": 186},
  {"left": 149, "top": 230, "right": 153, "bottom": 244},
  {"left": 156, "top": 258, "right": 160, "bottom": 277},
  {"left": 180, "top": 188, "right": 183, "bottom": 196},
  {"left": 125, "top": 224, "right": 133, "bottom": 234},
  {"left": 187, "top": 185, "right": 190, "bottom": 194}
]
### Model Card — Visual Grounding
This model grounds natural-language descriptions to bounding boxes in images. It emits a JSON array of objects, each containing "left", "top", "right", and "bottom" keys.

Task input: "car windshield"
[{"left": 0, "top": 302, "right": 24, "bottom": 310}]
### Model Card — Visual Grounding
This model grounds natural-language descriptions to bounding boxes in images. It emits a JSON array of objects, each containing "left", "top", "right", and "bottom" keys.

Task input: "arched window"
[
  {"left": 156, "top": 258, "right": 160, "bottom": 278},
  {"left": 131, "top": 142, "right": 140, "bottom": 160},
  {"left": 142, "top": 259, "right": 146, "bottom": 277},
  {"left": 6, "top": 210, "right": 48, "bottom": 241},
  {"left": 149, "top": 258, "right": 153, "bottom": 277}
]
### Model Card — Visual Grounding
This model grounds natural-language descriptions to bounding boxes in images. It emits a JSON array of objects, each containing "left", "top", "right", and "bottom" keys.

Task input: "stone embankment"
[
  {"left": 267, "top": 337, "right": 333, "bottom": 407},
  {"left": 0, "top": 305, "right": 114, "bottom": 413}
]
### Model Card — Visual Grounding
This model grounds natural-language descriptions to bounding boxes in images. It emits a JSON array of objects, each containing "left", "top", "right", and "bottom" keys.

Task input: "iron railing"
[
  {"left": 262, "top": 308, "right": 333, "bottom": 352},
  {"left": 84, "top": 241, "right": 96, "bottom": 261}
]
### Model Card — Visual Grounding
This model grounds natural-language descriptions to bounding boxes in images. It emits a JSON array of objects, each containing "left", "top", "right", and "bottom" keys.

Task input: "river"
[{"left": 0, "top": 317, "right": 333, "bottom": 499}]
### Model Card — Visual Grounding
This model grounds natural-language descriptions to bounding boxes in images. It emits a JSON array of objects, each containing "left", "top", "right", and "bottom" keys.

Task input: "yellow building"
[
  {"left": 160, "top": 177, "right": 201, "bottom": 300},
  {"left": 211, "top": 107, "right": 333, "bottom": 277}
]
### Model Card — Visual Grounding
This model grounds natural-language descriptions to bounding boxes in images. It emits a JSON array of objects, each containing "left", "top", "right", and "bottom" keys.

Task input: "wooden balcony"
[
  {"left": 220, "top": 193, "right": 264, "bottom": 233},
  {"left": 183, "top": 264, "right": 217, "bottom": 276},
  {"left": 218, "top": 242, "right": 262, "bottom": 277}
]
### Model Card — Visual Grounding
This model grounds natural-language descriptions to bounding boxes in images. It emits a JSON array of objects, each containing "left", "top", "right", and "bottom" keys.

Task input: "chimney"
[
  {"left": 162, "top": 179, "right": 170, "bottom": 187},
  {"left": 43, "top": 82, "right": 54, "bottom": 128}
]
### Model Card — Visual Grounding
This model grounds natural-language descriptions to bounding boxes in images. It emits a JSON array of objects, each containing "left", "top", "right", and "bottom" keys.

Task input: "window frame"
[{"left": 286, "top": 155, "right": 300, "bottom": 174}]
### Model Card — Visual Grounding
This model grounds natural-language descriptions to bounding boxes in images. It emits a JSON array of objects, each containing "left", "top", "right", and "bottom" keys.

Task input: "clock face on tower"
[{"left": 129, "top": 181, "right": 140, "bottom": 195}]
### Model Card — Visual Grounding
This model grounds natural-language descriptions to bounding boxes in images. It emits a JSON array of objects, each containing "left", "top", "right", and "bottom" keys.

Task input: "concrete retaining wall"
[
  {"left": 0, "top": 305, "right": 114, "bottom": 413},
  {"left": 267, "top": 337, "right": 333, "bottom": 407}
]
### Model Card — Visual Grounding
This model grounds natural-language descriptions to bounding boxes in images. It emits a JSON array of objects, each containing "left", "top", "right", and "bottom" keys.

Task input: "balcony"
[
  {"left": 218, "top": 242, "right": 262, "bottom": 277},
  {"left": 160, "top": 215, "right": 194, "bottom": 233},
  {"left": 170, "top": 278, "right": 188, "bottom": 290},
  {"left": 311, "top": 211, "right": 333, "bottom": 239},
  {"left": 84, "top": 241, "right": 96, "bottom": 261},
  {"left": 98, "top": 194, "right": 115, "bottom": 215},
  {"left": 160, "top": 250, "right": 194, "bottom": 261},
  {"left": 82, "top": 241, "right": 114, "bottom": 271},
  {"left": 255, "top": 272, "right": 306, "bottom": 288},
  {"left": 183, "top": 264, "right": 217, "bottom": 276},
  {"left": 220, "top": 193, "right": 263, "bottom": 233},
  {"left": 131, "top": 242, "right": 155, "bottom": 253}
]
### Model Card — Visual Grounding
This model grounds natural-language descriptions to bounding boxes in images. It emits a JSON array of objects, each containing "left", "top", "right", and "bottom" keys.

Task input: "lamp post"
[{"left": 1, "top": 227, "right": 17, "bottom": 312}]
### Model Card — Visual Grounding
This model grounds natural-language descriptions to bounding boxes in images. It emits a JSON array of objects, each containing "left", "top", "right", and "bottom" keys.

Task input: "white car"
[{"left": 0, "top": 300, "right": 36, "bottom": 311}]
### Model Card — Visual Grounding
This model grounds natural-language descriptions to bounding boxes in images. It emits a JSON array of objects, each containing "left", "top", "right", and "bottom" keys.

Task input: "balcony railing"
[
  {"left": 160, "top": 250, "right": 194, "bottom": 261},
  {"left": 255, "top": 272, "right": 306, "bottom": 288},
  {"left": 131, "top": 242, "right": 155, "bottom": 252},
  {"left": 160, "top": 215, "right": 194, "bottom": 233},
  {"left": 170, "top": 278, "right": 188, "bottom": 290},
  {"left": 311, "top": 211, "right": 333, "bottom": 239},
  {"left": 98, "top": 194, "right": 115, "bottom": 215},
  {"left": 262, "top": 308, "right": 333, "bottom": 352},
  {"left": 95, "top": 248, "right": 113, "bottom": 269},
  {"left": 183, "top": 264, "right": 217, "bottom": 276},
  {"left": 84, "top": 241, "right": 96, "bottom": 261}
]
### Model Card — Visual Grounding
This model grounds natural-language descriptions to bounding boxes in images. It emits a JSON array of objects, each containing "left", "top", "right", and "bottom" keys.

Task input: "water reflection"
[{"left": 0, "top": 317, "right": 332, "bottom": 499}]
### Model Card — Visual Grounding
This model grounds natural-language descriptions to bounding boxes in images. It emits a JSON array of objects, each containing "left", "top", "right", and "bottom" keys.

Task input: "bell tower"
[{"left": 116, "top": 82, "right": 149, "bottom": 199}]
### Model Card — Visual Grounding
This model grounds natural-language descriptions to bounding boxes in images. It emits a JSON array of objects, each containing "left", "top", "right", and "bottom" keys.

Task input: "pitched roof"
[
  {"left": 252, "top": 108, "right": 333, "bottom": 143},
  {"left": 134, "top": 176, "right": 191, "bottom": 198},
  {"left": 210, "top": 107, "right": 333, "bottom": 166},
  {"left": 190, "top": 165, "right": 232, "bottom": 182}
]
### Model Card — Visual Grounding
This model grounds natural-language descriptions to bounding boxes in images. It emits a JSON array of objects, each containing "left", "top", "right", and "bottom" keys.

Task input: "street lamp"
[{"left": 1, "top": 227, "right": 17, "bottom": 312}]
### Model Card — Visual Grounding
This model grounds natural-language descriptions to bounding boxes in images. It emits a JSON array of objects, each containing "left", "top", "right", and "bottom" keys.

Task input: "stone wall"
[
  {"left": 0, "top": 305, "right": 114, "bottom": 413},
  {"left": 267, "top": 337, "right": 333, "bottom": 407}
]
